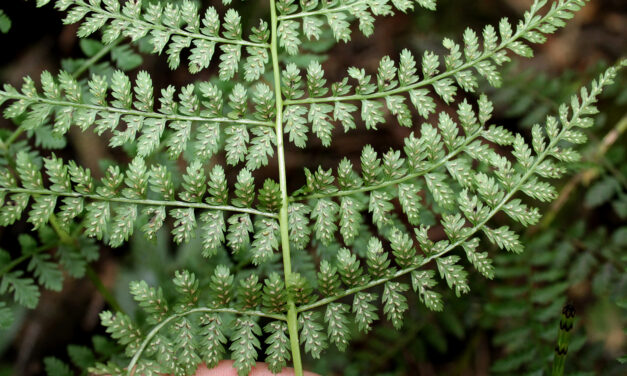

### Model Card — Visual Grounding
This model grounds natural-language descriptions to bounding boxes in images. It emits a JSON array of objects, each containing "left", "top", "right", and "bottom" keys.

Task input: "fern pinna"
[{"left": 0, "top": 0, "right": 623, "bottom": 375}]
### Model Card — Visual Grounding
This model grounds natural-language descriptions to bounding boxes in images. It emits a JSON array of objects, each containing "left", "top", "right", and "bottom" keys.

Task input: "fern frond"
[
  {"left": 291, "top": 96, "right": 494, "bottom": 203},
  {"left": 0, "top": 71, "right": 276, "bottom": 164},
  {"left": 282, "top": 0, "right": 588, "bottom": 146},
  {"left": 292, "top": 95, "right": 497, "bottom": 252},
  {"left": 0, "top": 270, "right": 40, "bottom": 309},
  {"left": 0, "top": 1, "right": 621, "bottom": 374},
  {"left": 290, "top": 66, "right": 620, "bottom": 360},
  {"left": 277, "top": 0, "right": 437, "bottom": 52},
  {"left": 93, "top": 269, "right": 288, "bottom": 375},
  {"left": 35, "top": 0, "right": 270, "bottom": 77},
  {"left": 44, "top": 357, "right": 73, "bottom": 376},
  {"left": 0, "top": 231, "right": 99, "bottom": 321},
  {"left": 0, "top": 153, "right": 286, "bottom": 262}
]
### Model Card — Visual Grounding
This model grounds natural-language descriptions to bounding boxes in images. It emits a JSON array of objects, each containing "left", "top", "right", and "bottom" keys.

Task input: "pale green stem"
[
  {"left": 0, "top": 187, "right": 278, "bottom": 218},
  {"left": 85, "top": 265, "right": 125, "bottom": 314},
  {"left": 0, "top": 212, "right": 62, "bottom": 286},
  {"left": 72, "top": 37, "right": 122, "bottom": 78},
  {"left": 0, "top": 243, "right": 55, "bottom": 277},
  {"left": 270, "top": 0, "right": 304, "bottom": 374},
  {"left": 127, "top": 307, "right": 287, "bottom": 376},
  {"left": 48, "top": 214, "right": 74, "bottom": 245},
  {"left": 2, "top": 125, "right": 25, "bottom": 150},
  {"left": 297, "top": 76, "right": 602, "bottom": 313},
  {"left": 49, "top": 213, "right": 126, "bottom": 313}
]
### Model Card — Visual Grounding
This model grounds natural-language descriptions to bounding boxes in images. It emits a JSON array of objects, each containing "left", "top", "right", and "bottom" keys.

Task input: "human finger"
[{"left": 191, "top": 361, "right": 320, "bottom": 376}]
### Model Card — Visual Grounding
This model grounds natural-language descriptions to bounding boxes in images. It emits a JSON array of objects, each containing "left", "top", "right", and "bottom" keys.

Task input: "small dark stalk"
[{"left": 551, "top": 304, "right": 575, "bottom": 376}]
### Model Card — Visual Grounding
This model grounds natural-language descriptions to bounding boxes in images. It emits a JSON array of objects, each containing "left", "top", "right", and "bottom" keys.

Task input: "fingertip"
[
  {"left": 194, "top": 361, "right": 237, "bottom": 376},
  {"left": 249, "top": 363, "right": 320, "bottom": 376},
  {"left": 191, "top": 361, "right": 320, "bottom": 376}
]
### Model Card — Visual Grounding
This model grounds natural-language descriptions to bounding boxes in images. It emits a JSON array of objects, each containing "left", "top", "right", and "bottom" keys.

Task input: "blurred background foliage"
[{"left": 0, "top": 0, "right": 625, "bottom": 375}]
